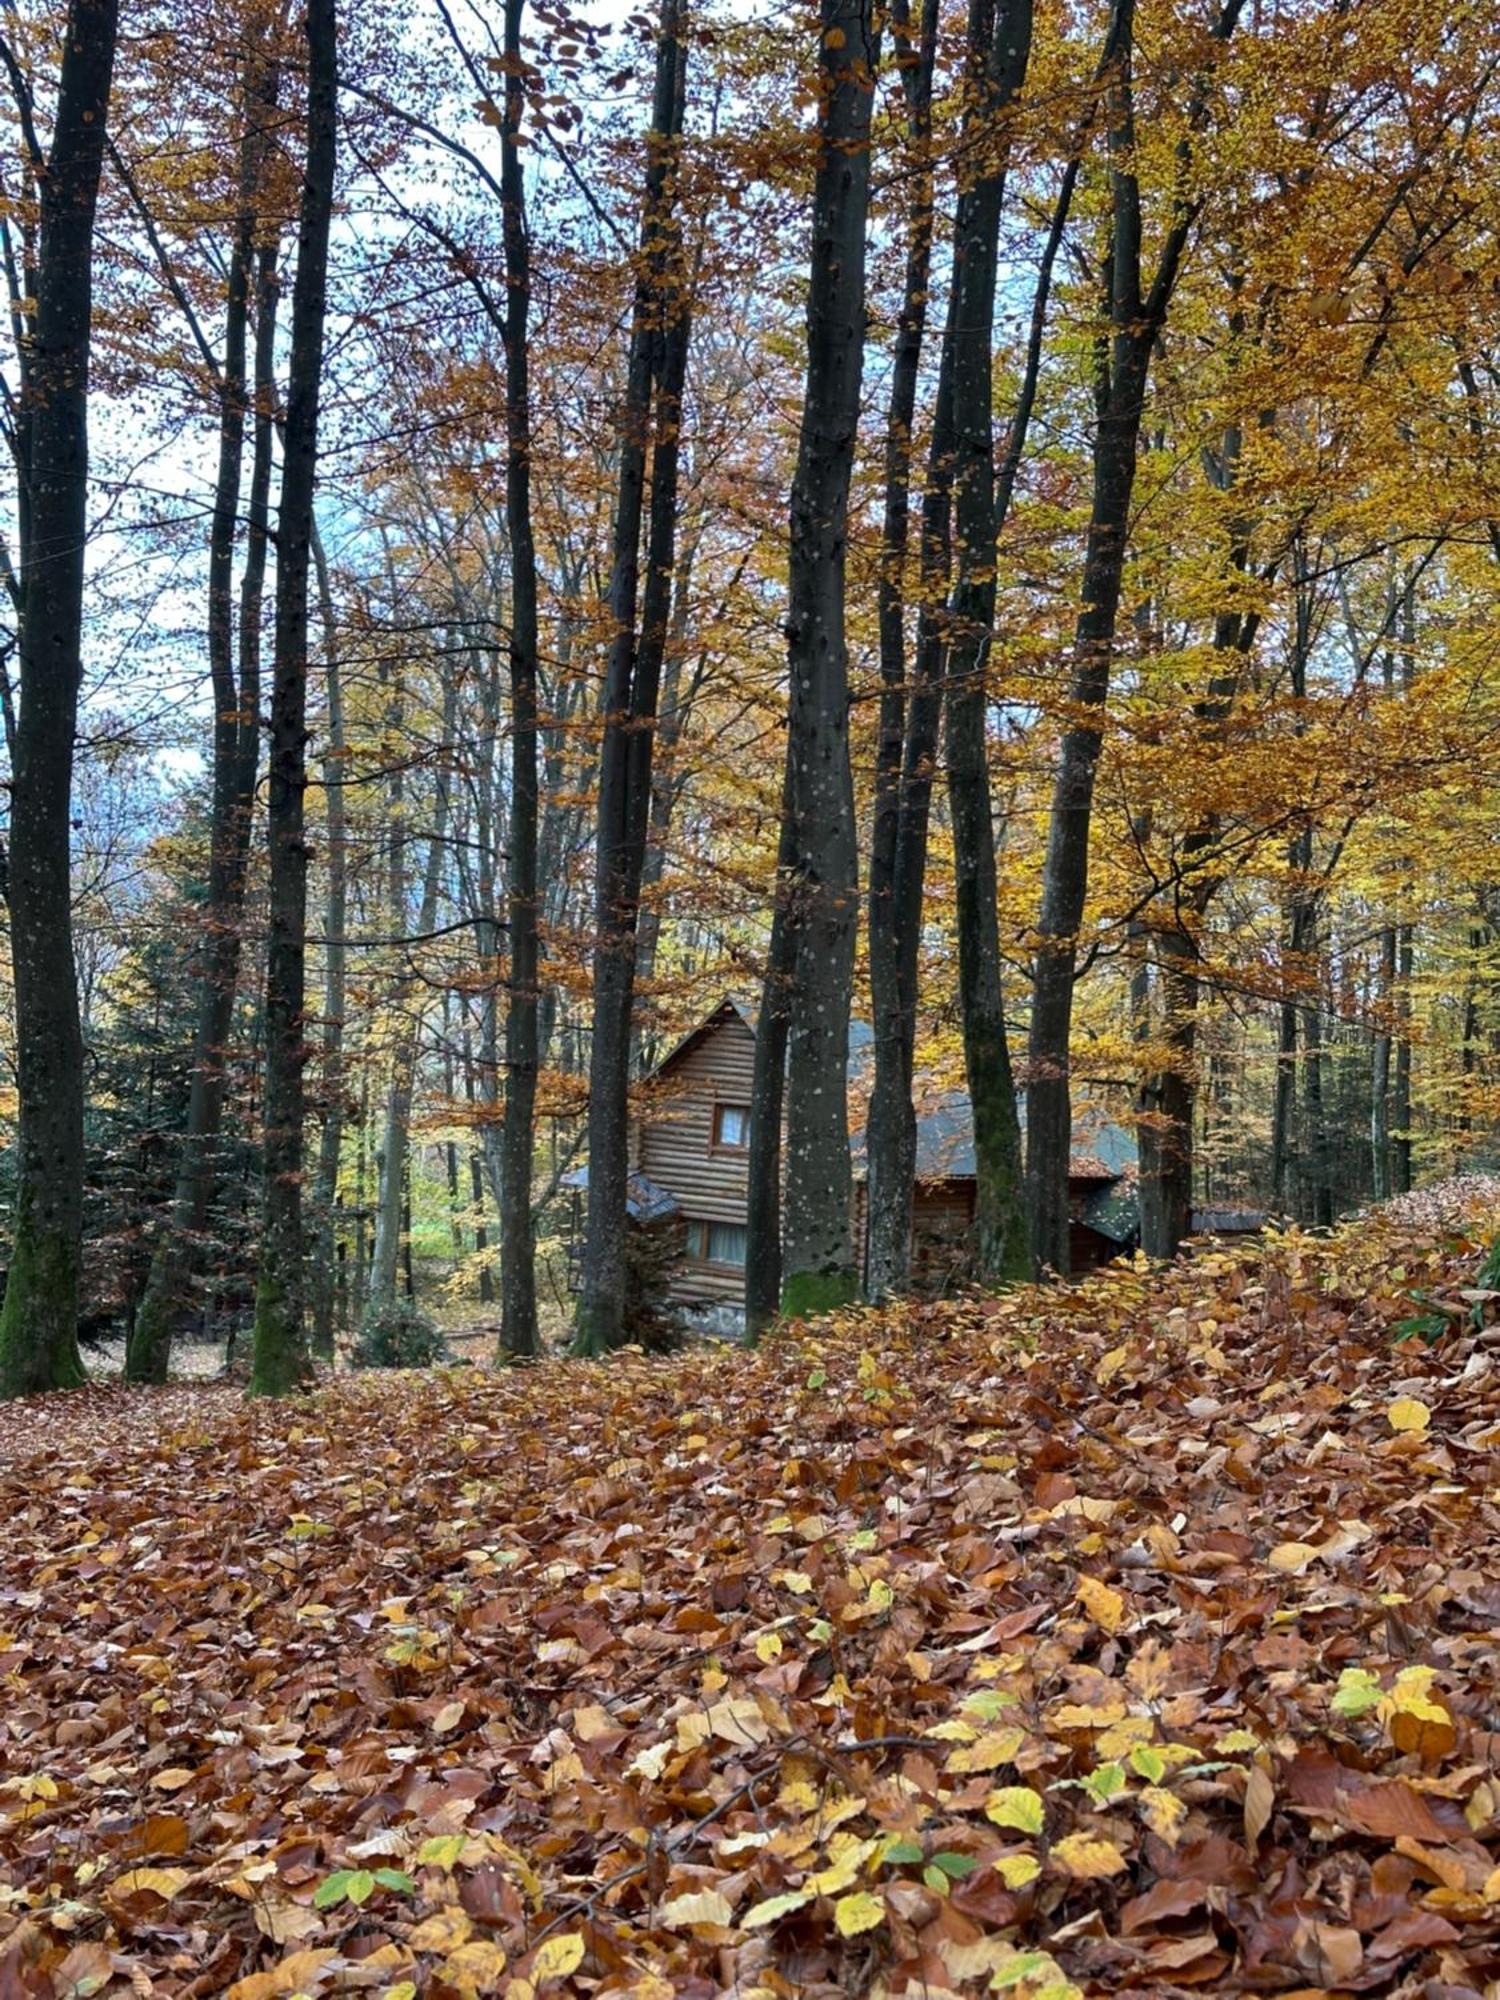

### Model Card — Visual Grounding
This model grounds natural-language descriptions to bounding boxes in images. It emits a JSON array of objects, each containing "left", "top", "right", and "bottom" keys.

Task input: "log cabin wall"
[{"left": 636, "top": 1006, "right": 757, "bottom": 1310}]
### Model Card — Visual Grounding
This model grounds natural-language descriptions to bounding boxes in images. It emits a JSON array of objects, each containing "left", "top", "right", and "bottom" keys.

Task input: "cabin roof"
[
  {"left": 649, "top": 997, "right": 1138, "bottom": 1186},
  {"left": 561, "top": 1165, "right": 682, "bottom": 1224}
]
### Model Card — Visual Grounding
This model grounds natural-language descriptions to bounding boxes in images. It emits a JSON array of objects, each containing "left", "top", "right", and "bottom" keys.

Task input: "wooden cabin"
[{"left": 567, "top": 999, "right": 1159, "bottom": 1331}]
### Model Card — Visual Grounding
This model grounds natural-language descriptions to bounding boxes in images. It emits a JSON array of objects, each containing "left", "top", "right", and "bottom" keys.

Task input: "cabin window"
[
  {"left": 686, "top": 1219, "right": 747, "bottom": 1267},
  {"left": 712, "top": 1103, "right": 750, "bottom": 1151}
]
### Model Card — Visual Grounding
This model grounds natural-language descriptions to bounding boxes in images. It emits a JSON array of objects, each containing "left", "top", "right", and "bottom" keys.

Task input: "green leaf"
[
  {"left": 1082, "top": 1760, "right": 1127, "bottom": 1804},
  {"left": 314, "top": 1869, "right": 355, "bottom": 1910},
  {"left": 806, "top": 1369, "right": 827, "bottom": 1390},
  {"left": 417, "top": 1834, "right": 468, "bottom": 1869},
  {"left": 1129, "top": 1745, "right": 1165, "bottom": 1782},
  {"left": 345, "top": 1869, "right": 377, "bottom": 1906},
  {"left": 1331, "top": 1667, "right": 1383, "bottom": 1718},
  {"left": 880, "top": 1838, "right": 923, "bottom": 1866},
  {"left": 922, "top": 1864, "right": 950, "bottom": 1895},
  {"left": 373, "top": 1868, "right": 416, "bottom": 1894},
  {"left": 930, "top": 1851, "right": 978, "bottom": 1879}
]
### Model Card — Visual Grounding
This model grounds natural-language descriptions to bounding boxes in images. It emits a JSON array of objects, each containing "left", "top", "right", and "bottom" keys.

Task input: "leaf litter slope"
[{"left": 5, "top": 1195, "right": 1500, "bottom": 1996}]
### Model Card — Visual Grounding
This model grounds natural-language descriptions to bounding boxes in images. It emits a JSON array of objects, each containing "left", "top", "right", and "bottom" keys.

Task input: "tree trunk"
[
  {"left": 128, "top": 58, "right": 281, "bottom": 1381},
  {"left": 1393, "top": 923, "right": 1414, "bottom": 1194},
  {"left": 366, "top": 693, "right": 452, "bottom": 1310},
  {"left": 1026, "top": 0, "right": 1241, "bottom": 1272},
  {"left": 745, "top": 759, "right": 796, "bottom": 1338},
  {"left": 1371, "top": 923, "right": 1394, "bottom": 1199},
  {"left": 250, "top": 0, "right": 336, "bottom": 1396},
  {"left": 942, "top": 0, "right": 1033, "bottom": 1285},
  {"left": 864, "top": 0, "right": 937, "bottom": 1301},
  {"left": 499, "top": 0, "right": 543, "bottom": 1360},
  {"left": 1137, "top": 940, "right": 1197, "bottom": 1256},
  {"left": 309, "top": 525, "right": 346, "bottom": 1358},
  {"left": 774, "top": 0, "right": 882, "bottom": 1319},
  {"left": 576, "top": 0, "right": 690, "bottom": 1356},
  {"left": 502, "top": 0, "right": 548, "bottom": 1360},
  {"left": 0, "top": 0, "right": 120, "bottom": 1399}
]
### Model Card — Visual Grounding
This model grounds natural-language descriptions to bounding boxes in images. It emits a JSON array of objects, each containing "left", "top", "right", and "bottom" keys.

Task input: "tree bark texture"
[
  {"left": 776, "top": 0, "right": 882, "bottom": 1318},
  {"left": 0, "top": 0, "right": 120, "bottom": 1398},
  {"left": 943, "top": 0, "right": 1033, "bottom": 1286},
  {"left": 864, "top": 0, "right": 937, "bottom": 1301},
  {"left": 576, "top": 0, "right": 690, "bottom": 1355},
  {"left": 250, "top": 0, "right": 336, "bottom": 1396}
]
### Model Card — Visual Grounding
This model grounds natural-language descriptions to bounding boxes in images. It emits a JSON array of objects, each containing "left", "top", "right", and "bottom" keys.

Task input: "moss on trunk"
[
  {"left": 0, "top": 1216, "right": 87, "bottom": 1398},
  {"left": 249, "top": 1266, "right": 312, "bottom": 1398},
  {"left": 779, "top": 1266, "right": 858, "bottom": 1323}
]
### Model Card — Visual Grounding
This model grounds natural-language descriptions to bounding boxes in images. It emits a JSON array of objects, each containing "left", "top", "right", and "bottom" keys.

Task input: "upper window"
[{"left": 713, "top": 1103, "right": 750, "bottom": 1150}]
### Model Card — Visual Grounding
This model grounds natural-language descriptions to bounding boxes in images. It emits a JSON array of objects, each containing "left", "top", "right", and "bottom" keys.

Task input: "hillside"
[{"left": 5, "top": 1190, "right": 1500, "bottom": 1998}]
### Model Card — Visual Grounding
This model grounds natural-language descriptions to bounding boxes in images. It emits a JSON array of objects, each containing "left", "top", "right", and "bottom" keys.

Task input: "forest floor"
[{"left": 5, "top": 1188, "right": 1500, "bottom": 1998}]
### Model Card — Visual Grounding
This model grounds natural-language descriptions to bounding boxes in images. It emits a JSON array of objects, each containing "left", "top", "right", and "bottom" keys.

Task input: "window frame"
[
  {"left": 684, "top": 1218, "right": 748, "bottom": 1269},
  {"left": 710, "top": 1100, "right": 751, "bottom": 1154}
]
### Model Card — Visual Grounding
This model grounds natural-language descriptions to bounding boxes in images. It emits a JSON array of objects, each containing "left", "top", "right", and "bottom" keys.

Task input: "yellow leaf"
[
  {"left": 1268, "top": 1541, "right": 1321, "bottom": 1574},
  {"left": 1095, "top": 1344, "right": 1130, "bottom": 1386},
  {"left": 994, "top": 1852, "right": 1041, "bottom": 1888},
  {"left": 109, "top": 1866, "right": 190, "bottom": 1902},
  {"left": 1050, "top": 1832, "right": 1127, "bottom": 1880},
  {"left": 224, "top": 1949, "right": 335, "bottom": 2000},
  {"left": 1380, "top": 1665, "right": 1456, "bottom": 1758},
  {"left": 742, "top": 1888, "right": 812, "bottom": 1927},
  {"left": 530, "top": 1932, "right": 585, "bottom": 1982},
  {"left": 985, "top": 1786, "right": 1045, "bottom": 1836},
  {"left": 755, "top": 1630, "right": 784, "bottom": 1663},
  {"left": 833, "top": 1889, "right": 885, "bottom": 1936},
  {"left": 808, "top": 1834, "right": 877, "bottom": 1895},
  {"left": 444, "top": 1940, "right": 509, "bottom": 1991},
  {"left": 410, "top": 1906, "right": 473, "bottom": 1953},
  {"left": 658, "top": 1888, "right": 734, "bottom": 1929},
  {"left": 1076, "top": 1575, "right": 1125, "bottom": 1635},
  {"left": 1139, "top": 1786, "right": 1186, "bottom": 1845},
  {"left": 1387, "top": 1397, "right": 1432, "bottom": 1433},
  {"left": 947, "top": 1726, "right": 1025, "bottom": 1774}
]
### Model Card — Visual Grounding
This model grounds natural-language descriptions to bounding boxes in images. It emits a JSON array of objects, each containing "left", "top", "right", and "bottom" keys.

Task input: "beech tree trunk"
[
  {"left": 773, "top": 0, "right": 882, "bottom": 1319},
  {"left": 576, "top": 0, "right": 690, "bottom": 1356},
  {"left": 943, "top": 0, "right": 1033, "bottom": 1285},
  {"left": 865, "top": 0, "right": 937, "bottom": 1301},
  {"left": 498, "top": 0, "right": 542, "bottom": 1360},
  {"left": 366, "top": 687, "right": 453, "bottom": 1310},
  {"left": 1027, "top": 0, "right": 1242, "bottom": 1272},
  {"left": 128, "top": 57, "right": 281, "bottom": 1381},
  {"left": 0, "top": 0, "right": 119, "bottom": 1399},
  {"left": 250, "top": 0, "right": 336, "bottom": 1396},
  {"left": 309, "top": 527, "right": 346, "bottom": 1358},
  {"left": 745, "top": 759, "right": 796, "bottom": 1338}
]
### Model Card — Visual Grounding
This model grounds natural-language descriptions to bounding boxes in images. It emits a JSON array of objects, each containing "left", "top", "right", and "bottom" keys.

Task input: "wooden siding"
[
  {"left": 636, "top": 1008, "right": 755, "bottom": 1310},
  {"left": 637, "top": 1009, "right": 756, "bottom": 1225}
]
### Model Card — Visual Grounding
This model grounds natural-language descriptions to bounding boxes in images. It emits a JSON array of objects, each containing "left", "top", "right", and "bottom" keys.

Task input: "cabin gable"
[{"left": 634, "top": 1003, "right": 756, "bottom": 1314}]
